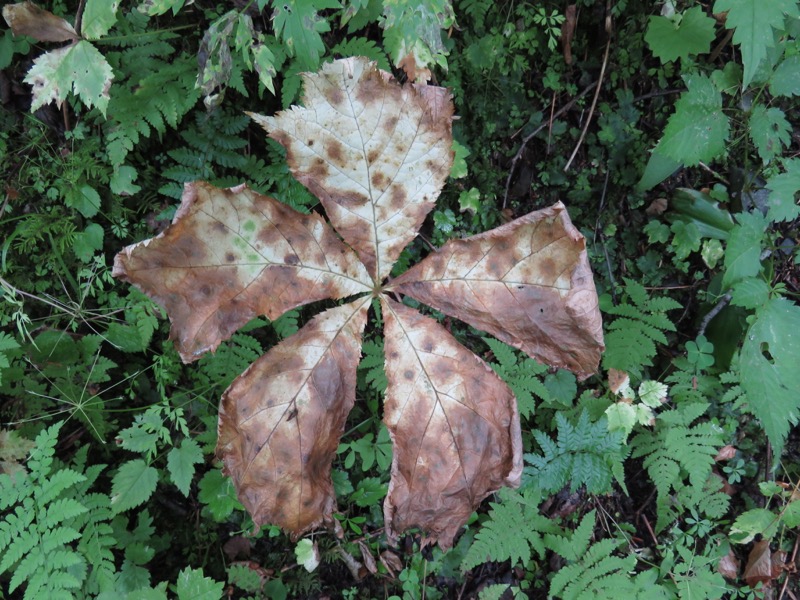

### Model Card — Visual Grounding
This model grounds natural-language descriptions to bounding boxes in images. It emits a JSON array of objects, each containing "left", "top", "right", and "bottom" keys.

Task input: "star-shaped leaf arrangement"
[{"left": 113, "top": 57, "right": 604, "bottom": 549}]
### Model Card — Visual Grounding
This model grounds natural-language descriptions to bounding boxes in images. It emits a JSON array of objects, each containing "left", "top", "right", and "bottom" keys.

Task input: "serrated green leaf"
[
  {"left": 110, "top": 459, "right": 158, "bottom": 513},
  {"left": 81, "top": 0, "right": 119, "bottom": 39},
  {"left": 713, "top": 0, "right": 799, "bottom": 89},
  {"left": 271, "top": 0, "right": 339, "bottom": 70},
  {"left": 24, "top": 41, "right": 114, "bottom": 116},
  {"left": 770, "top": 54, "right": 800, "bottom": 97},
  {"left": 766, "top": 158, "right": 800, "bottom": 222},
  {"left": 197, "top": 469, "right": 242, "bottom": 521},
  {"left": 722, "top": 212, "right": 767, "bottom": 288},
  {"left": 749, "top": 105, "right": 791, "bottom": 164},
  {"left": 740, "top": 298, "right": 800, "bottom": 457},
  {"left": 175, "top": 567, "right": 224, "bottom": 600},
  {"left": 645, "top": 7, "right": 716, "bottom": 63},
  {"left": 73, "top": 223, "right": 104, "bottom": 262},
  {"left": 294, "top": 538, "right": 320, "bottom": 572},
  {"left": 543, "top": 370, "right": 576, "bottom": 406},
  {"left": 458, "top": 187, "right": 481, "bottom": 214},
  {"left": 66, "top": 184, "right": 101, "bottom": 219},
  {"left": 638, "top": 380, "right": 668, "bottom": 408},
  {"left": 656, "top": 74, "right": 729, "bottom": 165},
  {"left": 730, "top": 277, "right": 770, "bottom": 309},
  {"left": 167, "top": 438, "right": 204, "bottom": 496},
  {"left": 729, "top": 507, "right": 779, "bottom": 543},
  {"left": 605, "top": 402, "right": 637, "bottom": 437},
  {"left": 110, "top": 165, "right": 141, "bottom": 196}
]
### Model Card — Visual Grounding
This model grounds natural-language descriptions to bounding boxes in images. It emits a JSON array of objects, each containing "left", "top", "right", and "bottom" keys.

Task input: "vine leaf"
[
  {"left": 382, "top": 298, "right": 522, "bottom": 546},
  {"left": 391, "top": 203, "right": 604, "bottom": 379},
  {"left": 250, "top": 58, "right": 453, "bottom": 282},
  {"left": 113, "top": 181, "right": 371, "bottom": 362},
  {"left": 114, "top": 57, "right": 603, "bottom": 549}
]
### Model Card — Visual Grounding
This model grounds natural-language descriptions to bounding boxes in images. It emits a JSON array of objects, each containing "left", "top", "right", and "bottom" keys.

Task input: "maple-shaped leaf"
[{"left": 114, "top": 57, "right": 603, "bottom": 549}]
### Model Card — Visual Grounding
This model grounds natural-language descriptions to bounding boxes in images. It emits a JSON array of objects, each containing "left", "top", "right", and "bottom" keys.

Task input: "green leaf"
[
  {"left": 167, "top": 438, "right": 204, "bottom": 496},
  {"left": 740, "top": 298, "right": 800, "bottom": 457},
  {"left": 110, "top": 166, "right": 141, "bottom": 196},
  {"left": 294, "top": 538, "right": 320, "bottom": 572},
  {"left": 271, "top": 0, "right": 340, "bottom": 70},
  {"left": 197, "top": 469, "right": 242, "bottom": 521},
  {"left": 729, "top": 508, "right": 779, "bottom": 543},
  {"left": 24, "top": 41, "right": 114, "bottom": 116},
  {"left": 110, "top": 459, "right": 158, "bottom": 513},
  {"left": 0, "top": 332, "right": 20, "bottom": 386},
  {"left": 73, "top": 223, "right": 104, "bottom": 262},
  {"left": 645, "top": 7, "right": 716, "bottom": 63},
  {"left": 458, "top": 187, "right": 481, "bottom": 214},
  {"left": 638, "top": 380, "right": 668, "bottom": 408},
  {"left": 450, "top": 140, "right": 470, "bottom": 178},
  {"left": 770, "top": 55, "right": 800, "bottom": 97},
  {"left": 543, "top": 370, "right": 577, "bottom": 406},
  {"left": 251, "top": 42, "right": 277, "bottom": 94},
  {"left": 730, "top": 277, "right": 770, "bottom": 309},
  {"left": 65, "top": 184, "right": 101, "bottom": 218},
  {"left": 722, "top": 212, "right": 766, "bottom": 288},
  {"left": 381, "top": 0, "right": 455, "bottom": 79},
  {"left": 749, "top": 105, "right": 790, "bottom": 164},
  {"left": 605, "top": 402, "right": 637, "bottom": 437},
  {"left": 656, "top": 74, "right": 729, "bottom": 165},
  {"left": 81, "top": 0, "right": 119, "bottom": 39},
  {"left": 766, "top": 158, "right": 800, "bottom": 222},
  {"left": 637, "top": 150, "right": 682, "bottom": 192},
  {"left": 713, "top": 0, "right": 800, "bottom": 89},
  {"left": 175, "top": 567, "right": 224, "bottom": 600}
]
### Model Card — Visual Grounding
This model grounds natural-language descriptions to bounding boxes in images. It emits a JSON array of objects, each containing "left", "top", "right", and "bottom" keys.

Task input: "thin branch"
[
  {"left": 697, "top": 293, "right": 731, "bottom": 337},
  {"left": 564, "top": 36, "right": 611, "bottom": 172},
  {"left": 502, "top": 80, "right": 597, "bottom": 208}
]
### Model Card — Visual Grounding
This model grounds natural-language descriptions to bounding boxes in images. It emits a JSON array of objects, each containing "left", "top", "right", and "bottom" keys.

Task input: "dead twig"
[
  {"left": 502, "top": 80, "right": 597, "bottom": 208},
  {"left": 564, "top": 36, "right": 611, "bottom": 172}
]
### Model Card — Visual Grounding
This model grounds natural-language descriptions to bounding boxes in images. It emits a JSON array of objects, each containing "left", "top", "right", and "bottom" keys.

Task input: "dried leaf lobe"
[
  {"left": 217, "top": 298, "right": 370, "bottom": 536},
  {"left": 113, "top": 182, "right": 371, "bottom": 361},
  {"left": 392, "top": 202, "right": 604, "bottom": 379},
  {"left": 381, "top": 298, "right": 522, "bottom": 549}
]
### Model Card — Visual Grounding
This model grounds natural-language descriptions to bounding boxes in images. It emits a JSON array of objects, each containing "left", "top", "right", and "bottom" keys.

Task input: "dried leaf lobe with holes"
[{"left": 391, "top": 203, "right": 604, "bottom": 379}]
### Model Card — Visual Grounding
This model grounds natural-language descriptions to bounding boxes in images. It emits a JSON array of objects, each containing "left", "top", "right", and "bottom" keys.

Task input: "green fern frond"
[
  {"left": 461, "top": 488, "right": 559, "bottom": 572},
  {"left": 330, "top": 37, "right": 390, "bottom": 71},
  {"left": 631, "top": 403, "right": 723, "bottom": 530},
  {"left": 359, "top": 338, "right": 388, "bottom": 394},
  {"left": 197, "top": 333, "right": 263, "bottom": 391},
  {"left": 483, "top": 337, "right": 549, "bottom": 418},
  {"left": 524, "top": 411, "right": 627, "bottom": 495},
  {"left": 602, "top": 279, "right": 682, "bottom": 377}
]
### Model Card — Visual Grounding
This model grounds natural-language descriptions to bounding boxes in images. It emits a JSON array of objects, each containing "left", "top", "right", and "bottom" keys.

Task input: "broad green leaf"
[
  {"left": 81, "top": 0, "right": 119, "bottom": 39},
  {"left": 783, "top": 500, "right": 800, "bottom": 528},
  {"left": 606, "top": 402, "right": 637, "bottom": 437},
  {"left": 110, "top": 459, "right": 158, "bottom": 513},
  {"left": 197, "top": 469, "right": 242, "bottom": 521},
  {"left": 110, "top": 165, "right": 141, "bottom": 196},
  {"left": 166, "top": 438, "right": 204, "bottom": 496},
  {"left": 766, "top": 158, "right": 800, "bottom": 222},
  {"left": 730, "top": 277, "right": 770, "bottom": 309},
  {"left": 770, "top": 55, "right": 800, "bottom": 97},
  {"left": 458, "top": 187, "right": 481, "bottom": 214},
  {"left": 670, "top": 221, "right": 701, "bottom": 259},
  {"left": 713, "top": 0, "right": 800, "bottom": 89},
  {"left": 141, "top": 0, "right": 186, "bottom": 16},
  {"left": 544, "top": 370, "right": 577, "bottom": 406},
  {"left": 294, "top": 539, "right": 320, "bottom": 572},
  {"left": 175, "top": 567, "right": 224, "bottom": 600},
  {"left": 729, "top": 508, "right": 780, "bottom": 543},
  {"left": 73, "top": 223, "right": 104, "bottom": 262},
  {"left": 740, "top": 299, "right": 800, "bottom": 457},
  {"left": 749, "top": 105, "right": 790, "bottom": 164},
  {"left": 271, "top": 0, "right": 340, "bottom": 70},
  {"left": 645, "top": 6, "right": 716, "bottom": 63},
  {"left": 722, "top": 212, "right": 766, "bottom": 288},
  {"left": 65, "top": 184, "right": 101, "bottom": 218},
  {"left": 669, "top": 188, "right": 734, "bottom": 239},
  {"left": 637, "top": 150, "right": 682, "bottom": 191},
  {"left": 656, "top": 74, "right": 729, "bottom": 165},
  {"left": 251, "top": 41, "right": 277, "bottom": 94},
  {"left": 451, "top": 140, "right": 470, "bottom": 178},
  {"left": 638, "top": 381, "right": 668, "bottom": 408},
  {"left": 24, "top": 41, "right": 113, "bottom": 116}
]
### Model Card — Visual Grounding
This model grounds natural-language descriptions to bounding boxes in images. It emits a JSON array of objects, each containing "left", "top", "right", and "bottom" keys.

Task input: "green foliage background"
[{"left": 1, "top": 0, "right": 800, "bottom": 598}]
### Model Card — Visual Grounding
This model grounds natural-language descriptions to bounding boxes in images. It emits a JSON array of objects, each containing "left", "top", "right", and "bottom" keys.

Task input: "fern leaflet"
[{"left": 484, "top": 337, "right": 549, "bottom": 418}]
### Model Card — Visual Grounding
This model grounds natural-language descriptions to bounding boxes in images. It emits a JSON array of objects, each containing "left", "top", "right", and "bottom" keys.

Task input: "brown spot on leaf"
[{"left": 325, "top": 138, "right": 345, "bottom": 167}]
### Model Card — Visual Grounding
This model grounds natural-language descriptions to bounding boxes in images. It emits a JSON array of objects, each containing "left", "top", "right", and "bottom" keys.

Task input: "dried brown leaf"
[
  {"left": 717, "top": 549, "right": 740, "bottom": 580},
  {"left": 392, "top": 202, "right": 604, "bottom": 379},
  {"left": 382, "top": 298, "right": 522, "bottom": 550},
  {"left": 2, "top": 1, "right": 78, "bottom": 43},
  {"left": 744, "top": 539, "right": 774, "bottom": 588},
  {"left": 216, "top": 298, "right": 369, "bottom": 536},
  {"left": 113, "top": 182, "right": 371, "bottom": 361},
  {"left": 250, "top": 58, "right": 453, "bottom": 282}
]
